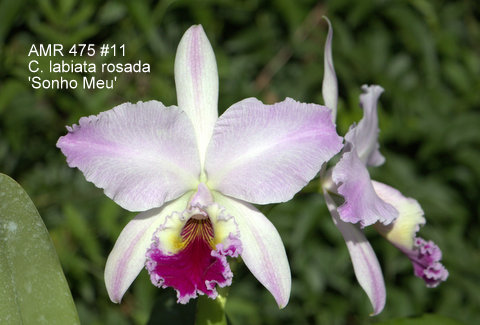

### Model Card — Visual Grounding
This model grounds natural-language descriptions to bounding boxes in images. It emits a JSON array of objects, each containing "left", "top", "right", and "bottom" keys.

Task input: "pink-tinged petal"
[
  {"left": 324, "top": 190, "right": 386, "bottom": 316},
  {"left": 213, "top": 192, "right": 291, "bottom": 308},
  {"left": 205, "top": 98, "right": 343, "bottom": 205},
  {"left": 57, "top": 101, "right": 201, "bottom": 212},
  {"left": 345, "top": 85, "right": 385, "bottom": 166},
  {"left": 372, "top": 182, "right": 448, "bottom": 287},
  {"left": 104, "top": 193, "right": 192, "bottom": 303},
  {"left": 322, "top": 17, "right": 338, "bottom": 122},
  {"left": 332, "top": 144, "right": 398, "bottom": 227},
  {"left": 175, "top": 25, "right": 219, "bottom": 165}
]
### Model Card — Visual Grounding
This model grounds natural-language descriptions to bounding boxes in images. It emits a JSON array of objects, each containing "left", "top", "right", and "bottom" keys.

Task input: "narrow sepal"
[
  {"left": 175, "top": 25, "right": 219, "bottom": 165},
  {"left": 322, "top": 17, "right": 338, "bottom": 122},
  {"left": 324, "top": 190, "right": 386, "bottom": 315}
]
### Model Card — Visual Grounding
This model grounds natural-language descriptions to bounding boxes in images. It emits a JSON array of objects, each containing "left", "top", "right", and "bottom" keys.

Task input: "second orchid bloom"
[{"left": 320, "top": 18, "right": 448, "bottom": 315}]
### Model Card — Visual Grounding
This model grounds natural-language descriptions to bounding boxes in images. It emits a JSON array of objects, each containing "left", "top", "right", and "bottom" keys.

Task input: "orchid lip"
[{"left": 145, "top": 186, "right": 242, "bottom": 303}]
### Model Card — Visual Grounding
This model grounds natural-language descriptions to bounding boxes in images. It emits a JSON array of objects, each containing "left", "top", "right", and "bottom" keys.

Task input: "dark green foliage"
[{"left": 0, "top": 0, "right": 478, "bottom": 324}]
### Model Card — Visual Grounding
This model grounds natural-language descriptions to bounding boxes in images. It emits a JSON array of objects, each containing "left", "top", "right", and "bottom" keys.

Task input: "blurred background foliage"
[{"left": 1, "top": 0, "right": 479, "bottom": 324}]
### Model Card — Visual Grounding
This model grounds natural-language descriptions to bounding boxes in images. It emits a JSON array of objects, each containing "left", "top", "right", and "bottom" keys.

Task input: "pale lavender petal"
[
  {"left": 205, "top": 97, "right": 343, "bottom": 205},
  {"left": 372, "top": 181, "right": 448, "bottom": 287},
  {"left": 322, "top": 17, "right": 338, "bottom": 122},
  {"left": 175, "top": 25, "right": 219, "bottom": 165},
  {"left": 213, "top": 192, "right": 291, "bottom": 308},
  {"left": 332, "top": 143, "right": 397, "bottom": 227},
  {"left": 57, "top": 101, "right": 200, "bottom": 212},
  {"left": 104, "top": 193, "right": 192, "bottom": 303},
  {"left": 345, "top": 85, "right": 385, "bottom": 166},
  {"left": 324, "top": 190, "right": 386, "bottom": 315}
]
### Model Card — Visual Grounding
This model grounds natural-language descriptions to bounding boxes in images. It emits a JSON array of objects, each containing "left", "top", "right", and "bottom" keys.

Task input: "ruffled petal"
[
  {"left": 104, "top": 192, "right": 192, "bottom": 303},
  {"left": 175, "top": 25, "right": 219, "bottom": 165},
  {"left": 57, "top": 101, "right": 200, "bottom": 212},
  {"left": 205, "top": 97, "right": 342, "bottom": 205},
  {"left": 322, "top": 17, "right": 338, "bottom": 122},
  {"left": 372, "top": 181, "right": 448, "bottom": 287},
  {"left": 213, "top": 192, "right": 291, "bottom": 308},
  {"left": 345, "top": 85, "right": 385, "bottom": 167},
  {"left": 332, "top": 143, "right": 398, "bottom": 227},
  {"left": 324, "top": 190, "right": 386, "bottom": 315}
]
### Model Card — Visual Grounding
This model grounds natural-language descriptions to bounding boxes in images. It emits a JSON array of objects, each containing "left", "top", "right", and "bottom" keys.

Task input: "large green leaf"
[{"left": 0, "top": 173, "right": 79, "bottom": 324}]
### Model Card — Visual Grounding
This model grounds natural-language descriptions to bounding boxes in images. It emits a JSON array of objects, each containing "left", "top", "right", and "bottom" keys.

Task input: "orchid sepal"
[
  {"left": 324, "top": 190, "right": 386, "bottom": 315},
  {"left": 321, "top": 16, "right": 338, "bottom": 122},
  {"left": 175, "top": 25, "right": 219, "bottom": 167}
]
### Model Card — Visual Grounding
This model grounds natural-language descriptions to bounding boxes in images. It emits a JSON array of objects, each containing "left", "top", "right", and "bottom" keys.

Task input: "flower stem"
[{"left": 195, "top": 287, "right": 228, "bottom": 325}]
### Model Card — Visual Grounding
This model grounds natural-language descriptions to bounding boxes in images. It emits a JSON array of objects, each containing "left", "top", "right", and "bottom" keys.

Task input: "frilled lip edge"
[
  {"left": 396, "top": 237, "right": 449, "bottom": 287},
  {"left": 145, "top": 208, "right": 242, "bottom": 303}
]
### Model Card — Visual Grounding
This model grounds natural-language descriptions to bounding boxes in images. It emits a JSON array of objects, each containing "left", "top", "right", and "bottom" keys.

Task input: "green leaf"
[
  {"left": 375, "top": 314, "right": 467, "bottom": 325},
  {"left": 0, "top": 173, "right": 80, "bottom": 325}
]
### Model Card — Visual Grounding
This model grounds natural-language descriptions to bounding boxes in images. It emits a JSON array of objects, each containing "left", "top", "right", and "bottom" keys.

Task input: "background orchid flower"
[
  {"left": 319, "top": 18, "right": 448, "bottom": 315},
  {"left": 57, "top": 25, "right": 343, "bottom": 308}
]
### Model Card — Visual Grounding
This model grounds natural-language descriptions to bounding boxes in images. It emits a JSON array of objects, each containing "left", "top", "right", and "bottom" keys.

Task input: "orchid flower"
[
  {"left": 319, "top": 18, "right": 448, "bottom": 315},
  {"left": 57, "top": 25, "right": 343, "bottom": 307}
]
